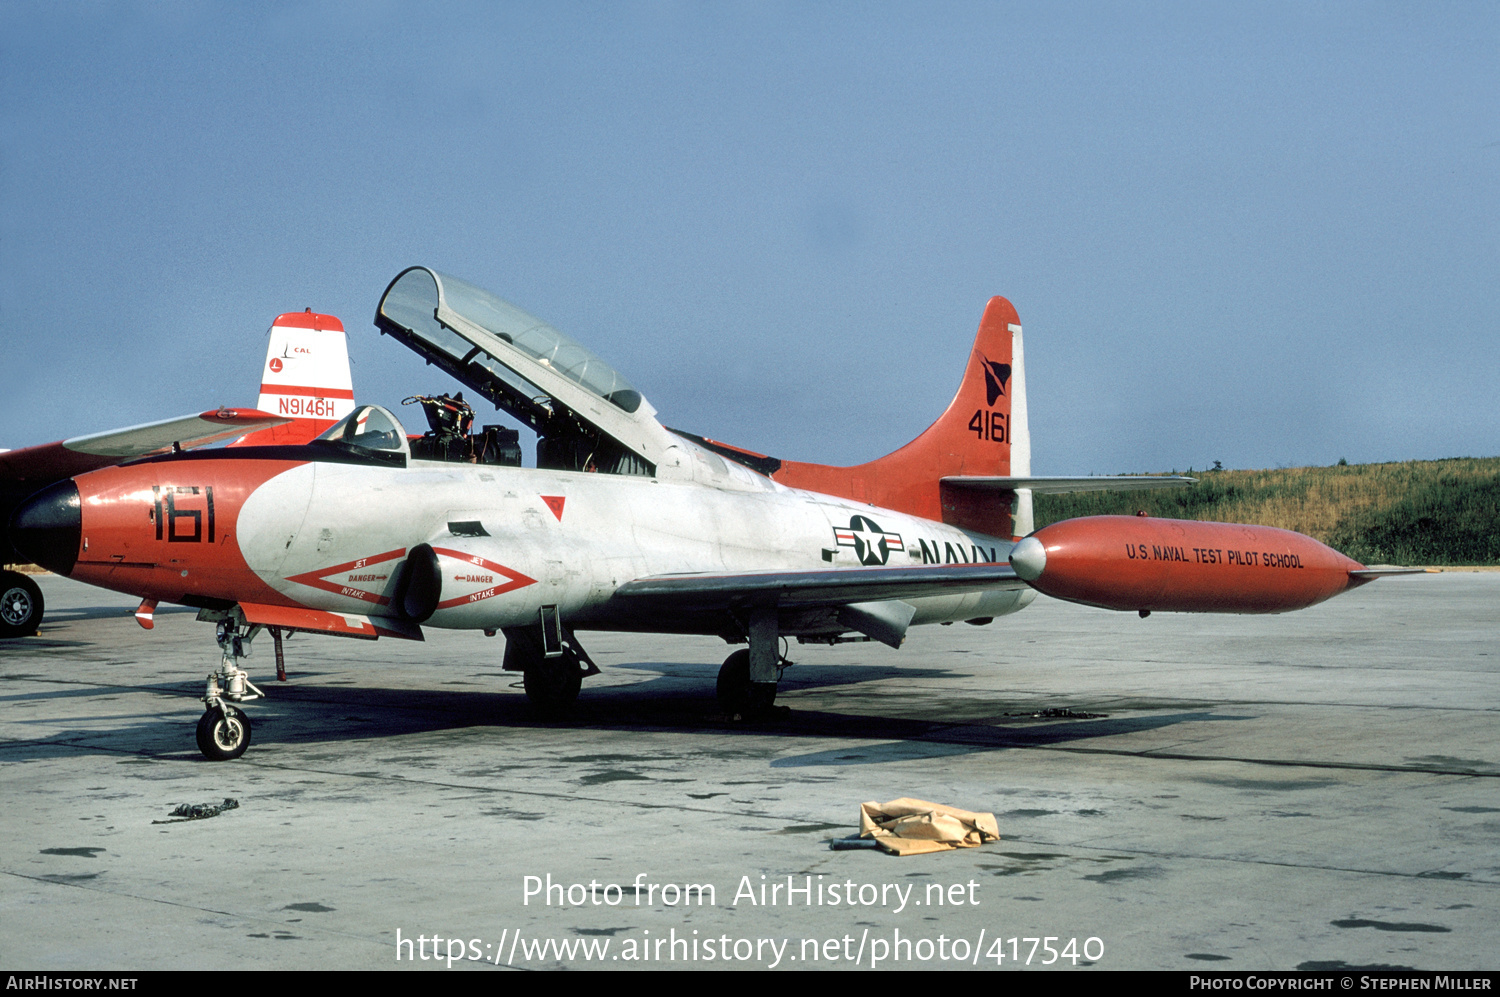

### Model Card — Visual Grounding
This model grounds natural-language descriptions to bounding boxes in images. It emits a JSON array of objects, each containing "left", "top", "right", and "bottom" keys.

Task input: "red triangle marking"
[{"left": 541, "top": 495, "right": 566, "bottom": 521}]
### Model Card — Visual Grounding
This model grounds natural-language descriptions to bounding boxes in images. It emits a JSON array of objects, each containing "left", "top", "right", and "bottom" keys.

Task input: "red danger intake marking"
[{"left": 431, "top": 547, "right": 537, "bottom": 609}]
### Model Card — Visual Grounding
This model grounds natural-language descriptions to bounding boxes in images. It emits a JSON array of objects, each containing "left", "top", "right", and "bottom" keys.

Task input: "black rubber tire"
[
  {"left": 0, "top": 571, "right": 44, "bottom": 638},
  {"left": 523, "top": 653, "right": 583, "bottom": 716},
  {"left": 196, "top": 706, "right": 251, "bottom": 761},
  {"left": 716, "top": 649, "right": 776, "bottom": 715}
]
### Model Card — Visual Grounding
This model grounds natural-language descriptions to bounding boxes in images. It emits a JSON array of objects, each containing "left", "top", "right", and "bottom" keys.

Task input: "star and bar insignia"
[{"left": 834, "top": 515, "right": 905, "bottom": 566}]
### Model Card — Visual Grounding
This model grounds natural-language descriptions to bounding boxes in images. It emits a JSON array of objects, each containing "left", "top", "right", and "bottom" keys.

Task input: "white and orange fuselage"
[{"left": 63, "top": 447, "right": 1034, "bottom": 638}]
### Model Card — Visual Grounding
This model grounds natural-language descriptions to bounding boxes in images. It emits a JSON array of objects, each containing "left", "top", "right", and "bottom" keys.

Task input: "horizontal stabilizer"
[
  {"left": 942, "top": 475, "right": 1196, "bottom": 494},
  {"left": 615, "top": 563, "right": 1024, "bottom": 612}
]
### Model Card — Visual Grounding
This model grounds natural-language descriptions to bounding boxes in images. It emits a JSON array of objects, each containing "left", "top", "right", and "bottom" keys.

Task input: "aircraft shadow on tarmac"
[{"left": 0, "top": 659, "right": 1250, "bottom": 766}]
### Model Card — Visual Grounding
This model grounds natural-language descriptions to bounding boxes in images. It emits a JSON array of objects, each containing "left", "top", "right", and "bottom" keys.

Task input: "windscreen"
[{"left": 316, "top": 405, "right": 408, "bottom": 454}]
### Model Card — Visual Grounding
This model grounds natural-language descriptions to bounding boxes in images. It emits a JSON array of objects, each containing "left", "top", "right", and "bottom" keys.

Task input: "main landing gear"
[
  {"left": 716, "top": 649, "right": 779, "bottom": 714},
  {"left": 503, "top": 619, "right": 600, "bottom": 717},
  {"left": 524, "top": 652, "right": 583, "bottom": 715},
  {"left": 0, "top": 570, "right": 44, "bottom": 638},
  {"left": 716, "top": 606, "right": 790, "bottom": 717},
  {"left": 196, "top": 620, "right": 274, "bottom": 760}
]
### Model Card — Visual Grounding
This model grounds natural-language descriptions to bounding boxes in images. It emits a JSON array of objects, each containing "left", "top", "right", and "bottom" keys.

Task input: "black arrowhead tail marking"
[{"left": 981, "top": 357, "right": 1011, "bottom": 407}]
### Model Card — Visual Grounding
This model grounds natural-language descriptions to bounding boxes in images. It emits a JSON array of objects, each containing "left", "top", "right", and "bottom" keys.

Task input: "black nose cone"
[{"left": 9, "top": 480, "right": 81, "bottom": 576}]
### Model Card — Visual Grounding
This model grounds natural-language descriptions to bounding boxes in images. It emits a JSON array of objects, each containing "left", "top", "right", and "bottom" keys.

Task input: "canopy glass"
[
  {"left": 377, "top": 267, "right": 643, "bottom": 415},
  {"left": 315, "top": 405, "right": 409, "bottom": 455}
]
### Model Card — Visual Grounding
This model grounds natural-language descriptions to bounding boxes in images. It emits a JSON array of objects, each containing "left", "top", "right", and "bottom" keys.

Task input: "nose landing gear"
[{"left": 196, "top": 620, "right": 269, "bottom": 761}]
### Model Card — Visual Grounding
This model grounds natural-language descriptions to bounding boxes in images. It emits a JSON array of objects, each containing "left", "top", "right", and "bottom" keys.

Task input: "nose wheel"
[{"left": 196, "top": 705, "right": 251, "bottom": 761}]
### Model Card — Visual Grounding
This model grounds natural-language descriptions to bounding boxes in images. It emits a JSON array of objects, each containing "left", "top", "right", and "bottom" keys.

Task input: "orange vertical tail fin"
[{"left": 770, "top": 296, "right": 1030, "bottom": 537}]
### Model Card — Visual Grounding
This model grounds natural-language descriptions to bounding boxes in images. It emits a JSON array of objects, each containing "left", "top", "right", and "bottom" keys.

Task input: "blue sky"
[{"left": 2, "top": 2, "right": 1495, "bottom": 473}]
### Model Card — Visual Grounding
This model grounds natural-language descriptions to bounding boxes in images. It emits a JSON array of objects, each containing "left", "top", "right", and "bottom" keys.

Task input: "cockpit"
[
  {"left": 375, "top": 266, "right": 657, "bottom": 476},
  {"left": 310, "top": 402, "right": 523, "bottom": 470},
  {"left": 317, "top": 404, "right": 407, "bottom": 453},
  {"left": 306, "top": 405, "right": 413, "bottom": 467}
]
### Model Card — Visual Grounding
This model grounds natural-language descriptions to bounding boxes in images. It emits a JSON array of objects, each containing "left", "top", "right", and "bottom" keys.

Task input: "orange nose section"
[{"left": 58, "top": 458, "right": 305, "bottom": 608}]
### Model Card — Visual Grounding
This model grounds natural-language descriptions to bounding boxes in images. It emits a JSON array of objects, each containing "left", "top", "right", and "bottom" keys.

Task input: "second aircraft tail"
[{"left": 232, "top": 310, "right": 355, "bottom": 447}]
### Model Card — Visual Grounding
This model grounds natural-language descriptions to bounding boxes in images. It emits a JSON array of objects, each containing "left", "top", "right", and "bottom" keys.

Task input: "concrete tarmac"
[{"left": 1, "top": 572, "right": 1496, "bottom": 971}]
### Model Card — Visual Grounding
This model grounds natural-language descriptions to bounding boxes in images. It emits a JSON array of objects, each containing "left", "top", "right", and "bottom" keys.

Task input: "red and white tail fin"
[
  {"left": 770, "top": 296, "right": 1032, "bottom": 538},
  {"left": 232, "top": 310, "right": 354, "bottom": 447}
]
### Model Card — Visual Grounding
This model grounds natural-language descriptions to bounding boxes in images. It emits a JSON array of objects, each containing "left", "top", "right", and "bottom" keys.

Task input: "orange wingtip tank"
[{"left": 1009, "top": 515, "right": 1367, "bottom": 614}]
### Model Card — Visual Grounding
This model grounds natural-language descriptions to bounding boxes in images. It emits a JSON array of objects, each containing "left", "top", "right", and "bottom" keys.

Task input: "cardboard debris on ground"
[{"left": 858, "top": 797, "right": 1000, "bottom": 856}]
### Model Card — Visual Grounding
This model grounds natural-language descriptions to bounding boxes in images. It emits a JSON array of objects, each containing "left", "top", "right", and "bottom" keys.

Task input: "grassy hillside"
[{"left": 1033, "top": 457, "right": 1500, "bottom": 566}]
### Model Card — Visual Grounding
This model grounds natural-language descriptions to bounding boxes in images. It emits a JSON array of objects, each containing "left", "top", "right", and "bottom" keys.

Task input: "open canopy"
[
  {"left": 375, "top": 266, "right": 668, "bottom": 476},
  {"left": 377, "top": 267, "right": 643, "bottom": 423}
]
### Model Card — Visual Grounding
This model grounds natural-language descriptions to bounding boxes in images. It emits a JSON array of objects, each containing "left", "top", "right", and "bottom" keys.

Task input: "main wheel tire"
[
  {"left": 196, "top": 706, "right": 251, "bottom": 761},
  {"left": 523, "top": 653, "right": 583, "bottom": 715},
  {"left": 0, "top": 572, "right": 43, "bottom": 638},
  {"left": 716, "top": 649, "right": 776, "bottom": 715}
]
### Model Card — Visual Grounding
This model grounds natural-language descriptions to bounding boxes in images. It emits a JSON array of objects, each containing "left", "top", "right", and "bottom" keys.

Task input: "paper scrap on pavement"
[{"left": 858, "top": 797, "right": 1000, "bottom": 856}]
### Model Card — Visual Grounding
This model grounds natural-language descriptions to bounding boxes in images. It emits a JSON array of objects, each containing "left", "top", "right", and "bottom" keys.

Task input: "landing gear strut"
[
  {"left": 717, "top": 606, "right": 789, "bottom": 716},
  {"left": 197, "top": 620, "right": 266, "bottom": 761}
]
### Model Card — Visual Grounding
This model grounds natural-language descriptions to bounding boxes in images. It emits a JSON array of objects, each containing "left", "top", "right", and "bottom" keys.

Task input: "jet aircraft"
[{"left": 7, "top": 267, "right": 1418, "bottom": 760}]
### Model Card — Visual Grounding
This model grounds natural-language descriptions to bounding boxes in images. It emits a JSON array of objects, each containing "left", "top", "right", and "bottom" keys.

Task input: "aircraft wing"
[
  {"left": 615, "top": 562, "right": 1024, "bottom": 609},
  {"left": 1, "top": 408, "right": 289, "bottom": 484},
  {"left": 613, "top": 563, "right": 1024, "bottom": 647},
  {"left": 941, "top": 475, "right": 1196, "bottom": 493}
]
